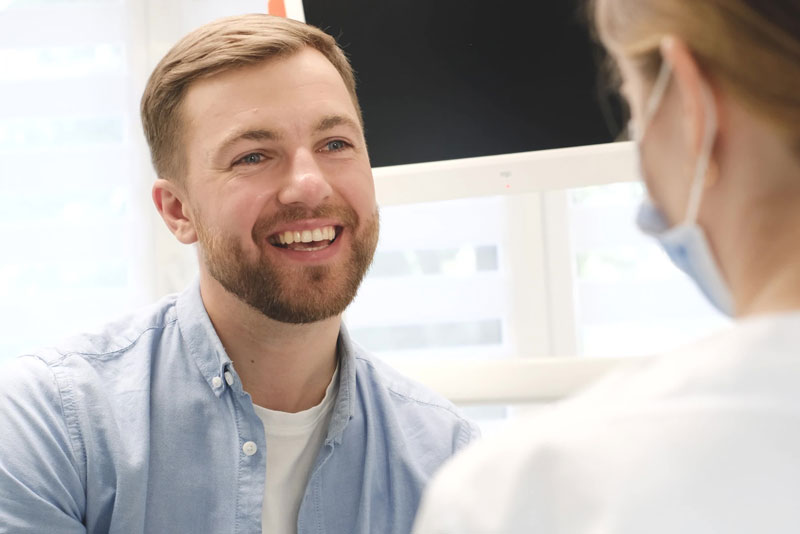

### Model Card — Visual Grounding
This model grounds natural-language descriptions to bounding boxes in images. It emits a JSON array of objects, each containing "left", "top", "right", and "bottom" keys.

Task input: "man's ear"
[
  {"left": 661, "top": 36, "right": 721, "bottom": 187},
  {"left": 152, "top": 179, "right": 198, "bottom": 244}
]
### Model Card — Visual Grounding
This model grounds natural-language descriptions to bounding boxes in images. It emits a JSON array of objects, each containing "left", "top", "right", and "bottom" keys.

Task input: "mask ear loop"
[
  {"left": 683, "top": 80, "right": 718, "bottom": 224},
  {"left": 631, "top": 58, "right": 672, "bottom": 213},
  {"left": 643, "top": 59, "right": 673, "bottom": 128},
  {"left": 629, "top": 59, "right": 673, "bottom": 142}
]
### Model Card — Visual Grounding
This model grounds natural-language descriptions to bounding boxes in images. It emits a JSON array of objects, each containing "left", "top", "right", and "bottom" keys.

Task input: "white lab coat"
[{"left": 413, "top": 312, "right": 800, "bottom": 534}]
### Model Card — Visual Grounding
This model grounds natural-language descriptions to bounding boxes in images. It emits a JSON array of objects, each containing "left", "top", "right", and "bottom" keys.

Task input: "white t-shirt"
[
  {"left": 414, "top": 312, "right": 800, "bottom": 534},
  {"left": 253, "top": 365, "right": 339, "bottom": 534}
]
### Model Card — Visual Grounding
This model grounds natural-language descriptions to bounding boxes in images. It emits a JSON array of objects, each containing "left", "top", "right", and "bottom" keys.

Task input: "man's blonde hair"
[{"left": 140, "top": 14, "right": 362, "bottom": 182}]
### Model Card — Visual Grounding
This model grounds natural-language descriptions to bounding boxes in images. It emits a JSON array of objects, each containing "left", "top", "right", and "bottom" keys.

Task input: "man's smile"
[
  {"left": 268, "top": 224, "right": 336, "bottom": 249},
  {"left": 267, "top": 223, "right": 343, "bottom": 252}
]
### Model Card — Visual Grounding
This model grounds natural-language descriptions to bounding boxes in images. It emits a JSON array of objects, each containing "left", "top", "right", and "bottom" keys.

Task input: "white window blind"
[
  {"left": 0, "top": 0, "right": 151, "bottom": 358},
  {"left": 568, "top": 182, "right": 730, "bottom": 357}
]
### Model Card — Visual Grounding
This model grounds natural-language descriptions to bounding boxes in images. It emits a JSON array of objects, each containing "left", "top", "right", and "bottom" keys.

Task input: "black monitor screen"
[{"left": 303, "top": 0, "right": 624, "bottom": 168}]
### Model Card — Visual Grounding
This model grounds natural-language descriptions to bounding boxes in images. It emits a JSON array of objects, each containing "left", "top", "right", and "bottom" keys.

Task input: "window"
[
  {"left": 346, "top": 195, "right": 540, "bottom": 363},
  {"left": 568, "top": 182, "right": 730, "bottom": 357},
  {"left": 0, "top": 0, "right": 149, "bottom": 358},
  {"left": 352, "top": 142, "right": 731, "bottom": 407}
]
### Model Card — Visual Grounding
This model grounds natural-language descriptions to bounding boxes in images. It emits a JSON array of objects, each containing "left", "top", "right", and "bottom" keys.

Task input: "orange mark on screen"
[{"left": 268, "top": 0, "right": 287, "bottom": 17}]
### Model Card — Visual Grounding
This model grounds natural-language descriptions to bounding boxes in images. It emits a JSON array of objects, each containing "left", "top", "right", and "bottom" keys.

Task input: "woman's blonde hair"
[
  {"left": 140, "top": 14, "right": 362, "bottom": 182},
  {"left": 590, "top": 0, "right": 800, "bottom": 150}
]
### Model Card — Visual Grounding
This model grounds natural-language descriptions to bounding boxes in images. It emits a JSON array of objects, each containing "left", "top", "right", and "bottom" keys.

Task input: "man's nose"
[{"left": 277, "top": 149, "right": 333, "bottom": 208}]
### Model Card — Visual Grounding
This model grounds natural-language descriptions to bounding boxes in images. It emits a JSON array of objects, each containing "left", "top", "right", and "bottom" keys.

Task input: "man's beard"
[{"left": 195, "top": 204, "right": 379, "bottom": 324}]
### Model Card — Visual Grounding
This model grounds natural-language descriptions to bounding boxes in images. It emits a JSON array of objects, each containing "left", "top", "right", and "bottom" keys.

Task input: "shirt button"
[
  {"left": 211, "top": 376, "right": 223, "bottom": 388},
  {"left": 224, "top": 371, "right": 234, "bottom": 386},
  {"left": 242, "top": 441, "right": 258, "bottom": 456}
]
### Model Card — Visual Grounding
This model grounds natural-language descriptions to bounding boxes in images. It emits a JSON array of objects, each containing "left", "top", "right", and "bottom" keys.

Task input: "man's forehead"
[
  {"left": 182, "top": 61, "right": 363, "bottom": 153},
  {"left": 226, "top": 110, "right": 360, "bottom": 134},
  {"left": 185, "top": 48, "right": 348, "bottom": 106}
]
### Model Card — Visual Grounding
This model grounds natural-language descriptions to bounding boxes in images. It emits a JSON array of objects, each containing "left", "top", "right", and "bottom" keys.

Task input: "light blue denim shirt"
[{"left": 0, "top": 281, "right": 479, "bottom": 534}]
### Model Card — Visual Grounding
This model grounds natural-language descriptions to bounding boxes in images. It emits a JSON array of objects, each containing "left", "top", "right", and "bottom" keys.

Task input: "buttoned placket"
[
  {"left": 218, "top": 363, "right": 267, "bottom": 533},
  {"left": 297, "top": 440, "right": 336, "bottom": 534},
  {"left": 177, "top": 283, "right": 271, "bottom": 532},
  {"left": 296, "top": 337, "right": 354, "bottom": 534}
]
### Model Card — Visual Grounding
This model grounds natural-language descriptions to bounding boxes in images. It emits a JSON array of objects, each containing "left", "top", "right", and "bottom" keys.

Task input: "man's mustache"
[{"left": 252, "top": 204, "right": 360, "bottom": 242}]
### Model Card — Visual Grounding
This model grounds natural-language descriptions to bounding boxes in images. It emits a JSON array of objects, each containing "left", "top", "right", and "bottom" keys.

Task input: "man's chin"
[
  {"left": 216, "top": 268, "right": 351, "bottom": 324},
  {"left": 244, "top": 292, "right": 348, "bottom": 324}
]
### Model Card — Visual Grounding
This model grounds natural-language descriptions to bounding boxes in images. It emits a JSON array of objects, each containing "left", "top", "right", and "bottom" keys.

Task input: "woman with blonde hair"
[{"left": 414, "top": 0, "right": 800, "bottom": 532}]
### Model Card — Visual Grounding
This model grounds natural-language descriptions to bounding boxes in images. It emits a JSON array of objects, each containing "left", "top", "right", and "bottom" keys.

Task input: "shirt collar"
[
  {"left": 176, "top": 277, "right": 358, "bottom": 436},
  {"left": 176, "top": 278, "right": 233, "bottom": 398},
  {"left": 326, "top": 323, "right": 358, "bottom": 446}
]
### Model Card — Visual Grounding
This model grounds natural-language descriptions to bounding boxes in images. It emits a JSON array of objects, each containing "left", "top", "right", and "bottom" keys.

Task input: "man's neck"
[{"left": 199, "top": 275, "right": 341, "bottom": 413}]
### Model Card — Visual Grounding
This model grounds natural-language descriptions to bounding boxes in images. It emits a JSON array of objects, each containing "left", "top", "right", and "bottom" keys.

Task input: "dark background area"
[{"left": 304, "top": 0, "right": 625, "bottom": 168}]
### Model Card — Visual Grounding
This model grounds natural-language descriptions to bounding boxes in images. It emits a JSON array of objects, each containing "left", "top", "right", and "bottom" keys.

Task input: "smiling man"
[{"left": 0, "top": 14, "right": 478, "bottom": 534}]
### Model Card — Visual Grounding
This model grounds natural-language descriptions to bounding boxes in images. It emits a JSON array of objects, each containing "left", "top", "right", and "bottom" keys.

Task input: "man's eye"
[
  {"left": 324, "top": 140, "right": 350, "bottom": 152},
  {"left": 235, "top": 153, "right": 265, "bottom": 166}
]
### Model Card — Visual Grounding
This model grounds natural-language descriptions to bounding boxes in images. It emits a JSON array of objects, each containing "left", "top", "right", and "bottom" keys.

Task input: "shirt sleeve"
[
  {"left": 454, "top": 418, "right": 481, "bottom": 453},
  {"left": 0, "top": 356, "right": 86, "bottom": 534}
]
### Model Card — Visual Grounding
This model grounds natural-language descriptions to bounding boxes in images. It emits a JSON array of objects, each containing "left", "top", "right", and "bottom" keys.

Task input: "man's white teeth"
[{"left": 275, "top": 225, "right": 335, "bottom": 245}]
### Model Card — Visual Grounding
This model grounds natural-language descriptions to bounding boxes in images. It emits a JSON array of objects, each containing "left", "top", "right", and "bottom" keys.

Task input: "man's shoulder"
[
  {"left": 353, "top": 349, "right": 466, "bottom": 417},
  {"left": 349, "top": 345, "right": 479, "bottom": 444},
  {"left": 18, "top": 293, "right": 181, "bottom": 367}
]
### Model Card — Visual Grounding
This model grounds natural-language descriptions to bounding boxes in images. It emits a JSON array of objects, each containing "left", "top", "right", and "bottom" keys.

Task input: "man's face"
[{"left": 180, "top": 48, "right": 379, "bottom": 323}]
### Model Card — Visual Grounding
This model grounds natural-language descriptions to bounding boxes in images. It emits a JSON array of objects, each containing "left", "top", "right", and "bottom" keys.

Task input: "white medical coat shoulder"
[{"left": 414, "top": 312, "right": 800, "bottom": 534}]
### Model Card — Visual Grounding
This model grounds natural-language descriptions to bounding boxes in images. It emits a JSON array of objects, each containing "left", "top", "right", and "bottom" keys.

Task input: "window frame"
[{"left": 372, "top": 141, "right": 643, "bottom": 403}]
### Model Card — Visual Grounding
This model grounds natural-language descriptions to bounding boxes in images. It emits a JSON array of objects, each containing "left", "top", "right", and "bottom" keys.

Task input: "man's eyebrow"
[
  {"left": 314, "top": 114, "right": 361, "bottom": 134},
  {"left": 215, "top": 128, "right": 281, "bottom": 156},
  {"left": 213, "top": 117, "right": 359, "bottom": 158}
]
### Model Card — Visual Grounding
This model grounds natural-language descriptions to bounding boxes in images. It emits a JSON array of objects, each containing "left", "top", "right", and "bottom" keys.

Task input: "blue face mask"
[{"left": 632, "top": 60, "right": 735, "bottom": 316}]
